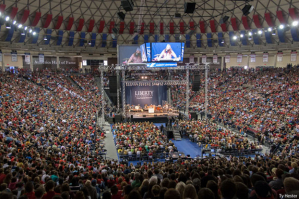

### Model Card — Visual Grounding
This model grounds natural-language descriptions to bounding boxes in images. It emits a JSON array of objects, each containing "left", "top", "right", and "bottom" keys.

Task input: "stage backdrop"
[{"left": 125, "top": 86, "right": 167, "bottom": 107}]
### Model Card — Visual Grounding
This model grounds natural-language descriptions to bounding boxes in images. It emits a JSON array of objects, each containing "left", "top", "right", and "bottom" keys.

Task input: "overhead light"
[
  {"left": 44, "top": 36, "right": 47, "bottom": 40},
  {"left": 248, "top": 36, "right": 252, "bottom": 40},
  {"left": 292, "top": 21, "right": 299, "bottom": 27},
  {"left": 18, "top": 24, "right": 22, "bottom": 28},
  {"left": 268, "top": 27, "right": 272, "bottom": 32},
  {"left": 233, "top": 36, "right": 237, "bottom": 40},
  {"left": 240, "top": 34, "right": 244, "bottom": 38},
  {"left": 279, "top": 24, "right": 284, "bottom": 29},
  {"left": 6, "top": 23, "right": 11, "bottom": 29},
  {"left": 272, "top": 30, "right": 276, "bottom": 35},
  {"left": 221, "top": 40, "right": 224, "bottom": 44},
  {"left": 29, "top": 29, "right": 32, "bottom": 33},
  {"left": 248, "top": 32, "right": 252, "bottom": 36},
  {"left": 21, "top": 31, "right": 25, "bottom": 36},
  {"left": 5, "top": 16, "right": 9, "bottom": 21},
  {"left": 33, "top": 32, "right": 36, "bottom": 35},
  {"left": 0, "top": 12, "right": 2, "bottom": 16},
  {"left": 24, "top": 26, "right": 28, "bottom": 30},
  {"left": 13, "top": 21, "right": 16, "bottom": 25},
  {"left": 88, "top": 41, "right": 92, "bottom": 45},
  {"left": 258, "top": 30, "right": 263, "bottom": 35}
]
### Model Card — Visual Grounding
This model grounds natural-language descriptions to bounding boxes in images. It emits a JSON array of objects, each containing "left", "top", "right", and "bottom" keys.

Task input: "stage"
[{"left": 127, "top": 112, "right": 179, "bottom": 123}]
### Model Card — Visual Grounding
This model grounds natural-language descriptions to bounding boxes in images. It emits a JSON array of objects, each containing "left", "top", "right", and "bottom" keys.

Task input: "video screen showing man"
[
  {"left": 152, "top": 43, "right": 181, "bottom": 62},
  {"left": 127, "top": 48, "right": 142, "bottom": 64}
]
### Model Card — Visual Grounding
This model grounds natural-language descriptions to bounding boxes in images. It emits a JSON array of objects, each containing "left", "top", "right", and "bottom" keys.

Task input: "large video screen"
[
  {"left": 140, "top": 44, "right": 147, "bottom": 62},
  {"left": 118, "top": 45, "right": 142, "bottom": 65},
  {"left": 151, "top": 43, "right": 182, "bottom": 62}
]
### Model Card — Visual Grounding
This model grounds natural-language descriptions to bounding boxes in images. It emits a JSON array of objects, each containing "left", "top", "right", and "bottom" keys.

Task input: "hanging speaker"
[
  {"left": 184, "top": 2, "right": 196, "bottom": 13},
  {"left": 242, "top": 5, "right": 254, "bottom": 16},
  {"left": 117, "top": 12, "right": 126, "bottom": 21},
  {"left": 219, "top": 16, "right": 229, "bottom": 24}
]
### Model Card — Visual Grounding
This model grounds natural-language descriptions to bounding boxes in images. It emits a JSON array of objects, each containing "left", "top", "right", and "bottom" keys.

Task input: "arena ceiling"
[{"left": 1, "top": 0, "right": 299, "bottom": 55}]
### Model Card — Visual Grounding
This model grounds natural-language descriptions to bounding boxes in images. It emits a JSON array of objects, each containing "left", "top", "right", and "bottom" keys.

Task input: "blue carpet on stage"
[{"left": 171, "top": 138, "right": 202, "bottom": 158}]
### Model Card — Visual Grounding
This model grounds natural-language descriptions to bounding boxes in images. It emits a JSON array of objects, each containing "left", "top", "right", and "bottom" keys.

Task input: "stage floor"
[{"left": 128, "top": 112, "right": 179, "bottom": 119}]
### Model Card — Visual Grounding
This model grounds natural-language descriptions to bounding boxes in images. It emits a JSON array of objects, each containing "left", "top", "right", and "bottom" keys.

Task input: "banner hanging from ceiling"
[
  {"left": 25, "top": 53, "right": 30, "bottom": 64},
  {"left": 189, "top": 55, "right": 194, "bottom": 63},
  {"left": 39, "top": 54, "right": 44, "bottom": 63},
  {"left": 213, "top": 54, "right": 218, "bottom": 64},
  {"left": 202, "top": 55, "right": 207, "bottom": 64},
  {"left": 250, "top": 54, "right": 256, "bottom": 63},
  {"left": 291, "top": 51, "right": 297, "bottom": 62},
  {"left": 225, "top": 55, "right": 230, "bottom": 63},
  {"left": 11, "top": 52, "right": 17, "bottom": 62},
  {"left": 263, "top": 53, "right": 268, "bottom": 63},
  {"left": 237, "top": 54, "right": 242, "bottom": 63},
  {"left": 277, "top": 52, "right": 283, "bottom": 62}
]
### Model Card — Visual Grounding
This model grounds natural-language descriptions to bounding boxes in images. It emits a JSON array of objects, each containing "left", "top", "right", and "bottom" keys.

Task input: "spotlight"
[
  {"left": 240, "top": 34, "right": 244, "bottom": 38},
  {"left": 18, "top": 24, "right": 22, "bottom": 28},
  {"left": 248, "top": 32, "right": 252, "bottom": 36},
  {"left": 13, "top": 20, "right": 16, "bottom": 25},
  {"left": 233, "top": 36, "right": 237, "bottom": 40},
  {"left": 24, "top": 26, "right": 28, "bottom": 30},
  {"left": 248, "top": 36, "right": 252, "bottom": 40},
  {"left": 33, "top": 32, "right": 36, "bottom": 35},
  {"left": 268, "top": 27, "right": 272, "bottom": 32},
  {"left": 272, "top": 30, "right": 276, "bottom": 35},
  {"left": 5, "top": 16, "right": 9, "bottom": 21},
  {"left": 21, "top": 31, "right": 25, "bottom": 36},
  {"left": 244, "top": 65, "right": 248, "bottom": 70},
  {"left": 29, "top": 29, "right": 32, "bottom": 33},
  {"left": 279, "top": 24, "right": 284, "bottom": 29},
  {"left": 221, "top": 40, "right": 224, "bottom": 44},
  {"left": 44, "top": 36, "right": 47, "bottom": 40},
  {"left": 0, "top": 12, "right": 1, "bottom": 16},
  {"left": 258, "top": 30, "right": 263, "bottom": 35},
  {"left": 292, "top": 21, "right": 299, "bottom": 27}
]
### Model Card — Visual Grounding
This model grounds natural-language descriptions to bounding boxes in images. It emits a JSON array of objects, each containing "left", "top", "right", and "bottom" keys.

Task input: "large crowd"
[
  {"left": 0, "top": 66, "right": 299, "bottom": 199},
  {"left": 112, "top": 122, "right": 177, "bottom": 158}
]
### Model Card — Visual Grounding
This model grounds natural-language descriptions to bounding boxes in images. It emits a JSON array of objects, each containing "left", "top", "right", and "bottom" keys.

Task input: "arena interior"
[{"left": 0, "top": 0, "right": 299, "bottom": 199}]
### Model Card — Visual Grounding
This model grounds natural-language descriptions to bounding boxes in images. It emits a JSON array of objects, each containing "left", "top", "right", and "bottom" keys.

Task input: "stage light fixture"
[
  {"left": 221, "top": 40, "right": 224, "bottom": 44},
  {"left": 24, "top": 26, "right": 27, "bottom": 30},
  {"left": 248, "top": 36, "right": 252, "bottom": 40},
  {"left": 44, "top": 36, "right": 47, "bottom": 40},
  {"left": 258, "top": 30, "right": 263, "bottom": 35},
  {"left": 0, "top": 12, "right": 2, "bottom": 16},
  {"left": 292, "top": 21, "right": 299, "bottom": 27},
  {"left": 268, "top": 27, "right": 272, "bottom": 32},
  {"left": 33, "top": 32, "right": 36, "bottom": 35},
  {"left": 279, "top": 24, "right": 284, "bottom": 29},
  {"left": 21, "top": 30, "right": 25, "bottom": 36},
  {"left": 233, "top": 35, "right": 237, "bottom": 40},
  {"left": 13, "top": 20, "right": 16, "bottom": 24},
  {"left": 29, "top": 29, "right": 32, "bottom": 33},
  {"left": 18, "top": 24, "right": 22, "bottom": 28},
  {"left": 272, "top": 30, "right": 276, "bottom": 35},
  {"left": 240, "top": 34, "right": 244, "bottom": 38},
  {"left": 248, "top": 32, "right": 252, "bottom": 36},
  {"left": 5, "top": 16, "right": 10, "bottom": 21}
]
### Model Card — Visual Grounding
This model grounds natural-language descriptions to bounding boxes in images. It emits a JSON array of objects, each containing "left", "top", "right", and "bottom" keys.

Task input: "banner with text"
[
  {"left": 277, "top": 52, "right": 283, "bottom": 62},
  {"left": 213, "top": 55, "right": 218, "bottom": 64},
  {"left": 291, "top": 51, "right": 297, "bottom": 62},
  {"left": 125, "top": 85, "right": 167, "bottom": 107},
  {"left": 237, "top": 54, "right": 243, "bottom": 63},
  {"left": 225, "top": 55, "right": 230, "bottom": 63},
  {"left": 202, "top": 55, "right": 207, "bottom": 64},
  {"left": 263, "top": 53, "right": 268, "bottom": 62},
  {"left": 39, "top": 54, "right": 44, "bottom": 63},
  {"left": 11, "top": 52, "right": 18, "bottom": 62},
  {"left": 25, "top": 53, "right": 30, "bottom": 64},
  {"left": 250, "top": 54, "right": 256, "bottom": 63}
]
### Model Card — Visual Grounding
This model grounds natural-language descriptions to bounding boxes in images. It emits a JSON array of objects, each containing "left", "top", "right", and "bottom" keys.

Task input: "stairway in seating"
[
  {"left": 173, "top": 130, "right": 182, "bottom": 141},
  {"left": 67, "top": 76, "right": 83, "bottom": 90}
]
